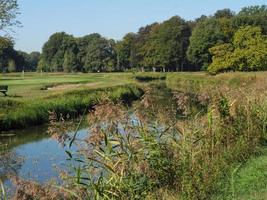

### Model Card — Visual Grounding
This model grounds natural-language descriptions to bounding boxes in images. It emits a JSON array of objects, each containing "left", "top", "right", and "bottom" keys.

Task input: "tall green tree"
[
  {"left": 28, "top": 51, "right": 40, "bottom": 70},
  {"left": 14, "top": 51, "right": 40, "bottom": 71},
  {"left": 37, "top": 57, "right": 47, "bottom": 72},
  {"left": 16, "top": 50, "right": 29, "bottom": 71},
  {"left": 234, "top": 5, "right": 267, "bottom": 34},
  {"left": 84, "top": 36, "right": 116, "bottom": 72},
  {"left": 63, "top": 50, "right": 78, "bottom": 72},
  {"left": 140, "top": 16, "right": 191, "bottom": 71},
  {"left": 208, "top": 43, "right": 235, "bottom": 73},
  {"left": 0, "top": 0, "right": 21, "bottom": 72},
  {"left": 134, "top": 23, "right": 159, "bottom": 71},
  {"left": 76, "top": 34, "right": 102, "bottom": 71},
  {"left": 0, "top": 37, "right": 13, "bottom": 72},
  {"left": 42, "top": 32, "right": 77, "bottom": 71},
  {"left": 208, "top": 26, "right": 267, "bottom": 73},
  {"left": 115, "top": 33, "right": 136, "bottom": 71},
  {"left": 232, "top": 26, "right": 267, "bottom": 71},
  {"left": 187, "top": 14, "right": 234, "bottom": 70},
  {"left": 214, "top": 9, "right": 235, "bottom": 19}
]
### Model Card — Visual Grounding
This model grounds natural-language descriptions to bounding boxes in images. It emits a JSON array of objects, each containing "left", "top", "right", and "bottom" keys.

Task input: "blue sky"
[{"left": 14, "top": 0, "right": 267, "bottom": 52}]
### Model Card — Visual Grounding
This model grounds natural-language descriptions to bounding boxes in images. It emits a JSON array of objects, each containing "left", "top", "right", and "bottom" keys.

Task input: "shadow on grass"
[{"left": 0, "top": 95, "right": 22, "bottom": 98}]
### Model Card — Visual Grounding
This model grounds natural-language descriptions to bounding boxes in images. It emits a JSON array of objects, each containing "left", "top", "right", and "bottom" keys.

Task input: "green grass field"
[
  {"left": 3, "top": 71, "right": 264, "bottom": 101},
  {"left": 0, "top": 72, "right": 136, "bottom": 100},
  {"left": 0, "top": 72, "right": 146, "bottom": 131},
  {"left": 234, "top": 148, "right": 267, "bottom": 200}
]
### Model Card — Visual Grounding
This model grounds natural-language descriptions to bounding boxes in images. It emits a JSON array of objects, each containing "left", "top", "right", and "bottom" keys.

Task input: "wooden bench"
[{"left": 0, "top": 85, "right": 8, "bottom": 96}]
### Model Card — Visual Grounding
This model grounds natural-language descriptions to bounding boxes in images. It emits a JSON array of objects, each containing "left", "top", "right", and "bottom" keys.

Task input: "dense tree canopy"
[
  {"left": 139, "top": 16, "right": 191, "bottom": 72},
  {"left": 39, "top": 33, "right": 117, "bottom": 72},
  {"left": 39, "top": 18, "right": 194, "bottom": 73},
  {"left": 0, "top": 37, "right": 40, "bottom": 72},
  {"left": 115, "top": 33, "right": 136, "bottom": 71},
  {"left": 84, "top": 36, "right": 116, "bottom": 72},
  {"left": 186, "top": 5, "right": 267, "bottom": 71},
  {"left": 208, "top": 26, "right": 267, "bottom": 73},
  {"left": 5, "top": 4, "right": 265, "bottom": 74},
  {"left": 234, "top": 5, "right": 267, "bottom": 34},
  {"left": 0, "top": 37, "right": 14, "bottom": 72},
  {"left": 40, "top": 32, "right": 75, "bottom": 72},
  {"left": 187, "top": 12, "right": 235, "bottom": 69}
]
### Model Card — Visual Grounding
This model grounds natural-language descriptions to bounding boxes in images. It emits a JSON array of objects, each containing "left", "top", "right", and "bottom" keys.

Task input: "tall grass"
[
  {"left": 56, "top": 74, "right": 267, "bottom": 199},
  {"left": 166, "top": 72, "right": 267, "bottom": 92},
  {"left": 0, "top": 180, "right": 6, "bottom": 200}
]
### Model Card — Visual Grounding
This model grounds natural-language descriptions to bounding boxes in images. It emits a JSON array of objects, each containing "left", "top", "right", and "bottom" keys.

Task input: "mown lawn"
[
  {"left": 212, "top": 148, "right": 267, "bottom": 200},
  {"left": 233, "top": 148, "right": 267, "bottom": 200},
  {"left": 0, "top": 72, "right": 146, "bottom": 131},
  {"left": 0, "top": 72, "right": 136, "bottom": 100}
]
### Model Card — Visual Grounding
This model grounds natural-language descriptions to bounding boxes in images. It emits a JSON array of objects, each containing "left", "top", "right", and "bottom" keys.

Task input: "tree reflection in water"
[{"left": 0, "top": 140, "right": 24, "bottom": 182}]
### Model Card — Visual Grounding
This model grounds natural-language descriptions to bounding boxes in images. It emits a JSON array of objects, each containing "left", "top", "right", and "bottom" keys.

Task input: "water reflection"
[
  {"left": 0, "top": 127, "right": 48, "bottom": 181},
  {"left": 0, "top": 151, "right": 23, "bottom": 182},
  {"left": 0, "top": 125, "right": 88, "bottom": 197}
]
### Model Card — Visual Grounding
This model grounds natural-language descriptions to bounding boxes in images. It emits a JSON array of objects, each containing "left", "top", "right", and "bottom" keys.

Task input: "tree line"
[
  {"left": 0, "top": 0, "right": 39, "bottom": 73},
  {"left": 1, "top": 5, "right": 266, "bottom": 73},
  {"left": 0, "top": 37, "right": 40, "bottom": 72}
]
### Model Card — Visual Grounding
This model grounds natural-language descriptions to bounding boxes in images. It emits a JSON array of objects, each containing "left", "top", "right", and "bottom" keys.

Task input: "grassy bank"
[
  {"left": 0, "top": 84, "right": 143, "bottom": 131},
  {"left": 163, "top": 72, "right": 267, "bottom": 199},
  {"left": 134, "top": 72, "right": 167, "bottom": 81},
  {"left": 213, "top": 148, "right": 267, "bottom": 200},
  {"left": 233, "top": 148, "right": 267, "bottom": 200},
  {"left": 166, "top": 72, "right": 267, "bottom": 92},
  {"left": 0, "top": 72, "right": 136, "bottom": 100},
  {"left": 0, "top": 72, "right": 146, "bottom": 131},
  {"left": 0, "top": 72, "right": 172, "bottom": 131}
]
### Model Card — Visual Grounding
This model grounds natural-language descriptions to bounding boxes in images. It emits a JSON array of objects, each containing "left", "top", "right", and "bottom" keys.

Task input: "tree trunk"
[{"left": 141, "top": 67, "right": 144, "bottom": 72}]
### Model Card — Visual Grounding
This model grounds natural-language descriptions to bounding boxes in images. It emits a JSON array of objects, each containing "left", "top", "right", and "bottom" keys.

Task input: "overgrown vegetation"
[
  {"left": 208, "top": 26, "right": 267, "bottom": 74},
  {"left": 12, "top": 73, "right": 266, "bottom": 199}
]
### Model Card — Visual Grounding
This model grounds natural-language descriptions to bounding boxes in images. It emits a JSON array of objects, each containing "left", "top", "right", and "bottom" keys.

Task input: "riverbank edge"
[{"left": 0, "top": 84, "right": 144, "bottom": 132}]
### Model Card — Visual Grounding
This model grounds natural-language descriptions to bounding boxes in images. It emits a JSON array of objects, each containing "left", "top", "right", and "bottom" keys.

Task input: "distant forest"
[{"left": 0, "top": 5, "right": 266, "bottom": 73}]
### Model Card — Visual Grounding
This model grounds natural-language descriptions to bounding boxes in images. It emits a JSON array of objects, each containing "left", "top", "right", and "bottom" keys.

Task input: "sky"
[{"left": 13, "top": 0, "right": 267, "bottom": 53}]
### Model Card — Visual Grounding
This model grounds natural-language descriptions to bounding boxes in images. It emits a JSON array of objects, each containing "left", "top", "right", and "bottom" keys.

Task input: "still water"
[{"left": 0, "top": 125, "right": 89, "bottom": 196}]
